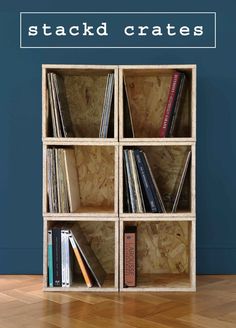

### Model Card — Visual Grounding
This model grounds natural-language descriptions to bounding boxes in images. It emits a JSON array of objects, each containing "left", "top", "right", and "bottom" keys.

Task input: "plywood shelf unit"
[{"left": 42, "top": 64, "right": 196, "bottom": 292}]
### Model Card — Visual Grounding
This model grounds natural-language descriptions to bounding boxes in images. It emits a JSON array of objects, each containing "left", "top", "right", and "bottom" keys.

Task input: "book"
[
  {"left": 124, "top": 150, "right": 137, "bottom": 212},
  {"left": 123, "top": 79, "right": 134, "bottom": 137},
  {"left": 134, "top": 149, "right": 161, "bottom": 213},
  {"left": 172, "top": 151, "right": 191, "bottom": 212},
  {"left": 47, "top": 230, "right": 53, "bottom": 287},
  {"left": 99, "top": 73, "right": 114, "bottom": 138},
  {"left": 68, "top": 232, "right": 93, "bottom": 288},
  {"left": 64, "top": 230, "right": 72, "bottom": 287},
  {"left": 168, "top": 73, "right": 186, "bottom": 137},
  {"left": 128, "top": 150, "right": 145, "bottom": 213},
  {"left": 123, "top": 156, "right": 132, "bottom": 213},
  {"left": 124, "top": 226, "right": 137, "bottom": 287},
  {"left": 71, "top": 224, "right": 106, "bottom": 287},
  {"left": 52, "top": 73, "right": 74, "bottom": 138},
  {"left": 52, "top": 227, "right": 62, "bottom": 287},
  {"left": 47, "top": 74, "right": 58, "bottom": 137},
  {"left": 61, "top": 230, "right": 66, "bottom": 287},
  {"left": 63, "top": 148, "right": 80, "bottom": 213},
  {"left": 49, "top": 73, "right": 63, "bottom": 138},
  {"left": 47, "top": 148, "right": 58, "bottom": 212},
  {"left": 142, "top": 151, "right": 166, "bottom": 213},
  {"left": 159, "top": 71, "right": 181, "bottom": 138}
]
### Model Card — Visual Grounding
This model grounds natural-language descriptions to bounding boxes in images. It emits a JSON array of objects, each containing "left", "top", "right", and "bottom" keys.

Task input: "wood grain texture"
[
  {"left": 124, "top": 221, "right": 189, "bottom": 276},
  {"left": 64, "top": 75, "right": 108, "bottom": 138},
  {"left": 0, "top": 275, "right": 235, "bottom": 327},
  {"left": 123, "top": 69, "right": 191, "bottom": 138},
  {"left": 74, "top": 146, "right": 115, "bottom": 212}
]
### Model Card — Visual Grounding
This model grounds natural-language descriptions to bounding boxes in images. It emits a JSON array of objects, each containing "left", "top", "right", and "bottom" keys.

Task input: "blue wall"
[{"left": 1, "top": 0, "right": 236, "bottom": 274}]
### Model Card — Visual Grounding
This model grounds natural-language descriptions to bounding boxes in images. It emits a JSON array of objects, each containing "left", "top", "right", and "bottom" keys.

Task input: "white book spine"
[{"left": 61, "top": 230, "right": 66, "bottom": 287}]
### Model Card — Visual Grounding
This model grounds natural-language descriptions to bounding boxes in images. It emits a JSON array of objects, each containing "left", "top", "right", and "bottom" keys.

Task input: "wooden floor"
[{"left": 0, "top": 276, "right": 236, "bottom": 327}]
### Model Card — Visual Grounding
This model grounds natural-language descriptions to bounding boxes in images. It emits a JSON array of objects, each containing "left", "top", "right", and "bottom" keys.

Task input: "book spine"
[
  {"left": 47, "top": 230, "right": 53, "bottom": 287},
  {"left": 134, "top": 150, "right": 158, "bottom": 212},
  {"left": 168, "top": 73, "right": 186, "bottom": 137},
  {"left": 124, "top": 230, "right": 136, "bottom": 287},
  {"left": 65, "top": 230, "right": 71, "bottom": 287},
  {"left": 52, "top": 227, "right": 62, "bottom": 287},
  {"left": 123, "top": 157, "right": 132, "bottom": 213},
  {"left": 159, "top": 72, "right": 181, "bottom": 138},
  {"left": 61, "top": 230, "right": 66, "bottom": 287},
  {"left": 124, "top": 150, "right": 137, "bottom": 212}
]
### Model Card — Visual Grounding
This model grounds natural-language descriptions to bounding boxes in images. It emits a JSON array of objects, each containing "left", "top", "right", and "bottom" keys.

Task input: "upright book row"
[{"left": 43, "top": 64, "right": 196, "bottom": 292}]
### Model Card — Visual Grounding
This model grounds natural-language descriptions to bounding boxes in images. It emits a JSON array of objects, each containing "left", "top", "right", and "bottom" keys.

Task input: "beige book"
[{"left": 63, "top": 148, "right": 80, "bottom": 213}]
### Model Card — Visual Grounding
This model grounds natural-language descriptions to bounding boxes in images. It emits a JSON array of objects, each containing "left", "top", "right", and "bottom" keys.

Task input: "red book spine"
[
  {"left": 159, "top": 72, "right": 181, "bottom": 137},
  {"left": 124, "top": 230, "right": 136, "bottom": 287}
]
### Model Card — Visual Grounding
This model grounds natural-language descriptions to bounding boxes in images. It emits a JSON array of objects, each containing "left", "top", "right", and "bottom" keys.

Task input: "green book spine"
[{"left": 48, "top": 230, "right": 53, "bottom": 287}]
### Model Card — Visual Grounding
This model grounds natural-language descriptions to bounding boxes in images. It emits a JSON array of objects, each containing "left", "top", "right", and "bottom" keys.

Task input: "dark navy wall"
[{"left": 0, "top": 0, "right": 235, "bottom": 274}]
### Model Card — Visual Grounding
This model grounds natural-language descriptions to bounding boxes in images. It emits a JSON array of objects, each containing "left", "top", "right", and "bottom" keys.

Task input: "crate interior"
[
  {"left": 46, "top": 68, "right": 115, "bottom": 138},
  {"left": 123, "top": 145, "right": 192, "bottom": 213},
  {"left": 47, "top": 145, "right": 115, "bottom": 214},
  {"left": 123, "top": 221, "right": 191, "bottom": 288},
  {"left": 47, "top": 220, "right": 116, "bottom": 288},
  {"left": 123, "top": 68, "right": 192, "bottom": 138}
]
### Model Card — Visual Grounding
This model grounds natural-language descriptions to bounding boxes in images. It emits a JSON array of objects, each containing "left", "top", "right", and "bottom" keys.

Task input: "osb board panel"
[
  {"left": 63, "top": 75, "right": 108, "bottom": 137},
  {"left": 75, "top": 146, "right": 114, "bottom": 209},
  {"left": 79, "top": 221, "right": 115, "bottom": 274},
  {"left": 126, "top": 221, "right": 189, "bottom": 274},
  {"left": 124, "top": 72, "right": 191, "bottom": 138},
  {"left": 141, "top": 146, "right": 191, "bottom": 212}
]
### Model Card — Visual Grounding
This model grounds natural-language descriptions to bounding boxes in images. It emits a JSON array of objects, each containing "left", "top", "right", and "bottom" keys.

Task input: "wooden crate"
[{"left": 42, "top": 64, "right": 196, "bottom": 292}]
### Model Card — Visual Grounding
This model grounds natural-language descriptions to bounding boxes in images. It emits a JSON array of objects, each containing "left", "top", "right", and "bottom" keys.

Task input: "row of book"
[
  {"left": 47, "top": 72, "right": 114, "bottom": 138},
  {"left": 124, "top": 70, "right": 186, "bottom": 138},
  {"left": 159, "top": 71, "right": 186, "bottom": 137},
  {"left": 124, "top": 148, "right": 191, "bottom": 213},
  {"left": 48, "top": 226, "right": 106, "bottom": 288},
  {"left": 47, "top": 148, "right": 80, "bottom": 213}
]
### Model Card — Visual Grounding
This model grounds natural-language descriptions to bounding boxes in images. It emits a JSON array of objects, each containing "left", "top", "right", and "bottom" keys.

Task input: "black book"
[
  {"left": 123, "top": 156, "right": 131, "bottom": 213},
  {"left": 123, "top": 80, "right": 134, "bottom": 138},
  {"left": 52, "top": 227, "right": 62, "bottom": 287},
  {"left": 134, "top": 150, "right": 161, "bottom": 213}
]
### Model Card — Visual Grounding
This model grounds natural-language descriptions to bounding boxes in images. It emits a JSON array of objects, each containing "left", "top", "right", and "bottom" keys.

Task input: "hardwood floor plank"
[{"left": 0, "top": 275, "right": 235, "bottom": 328}]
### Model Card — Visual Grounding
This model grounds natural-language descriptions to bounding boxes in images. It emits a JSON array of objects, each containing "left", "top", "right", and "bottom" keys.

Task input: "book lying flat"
[{"left": 70, "top": 224, "right": 106, "bottom": 287}]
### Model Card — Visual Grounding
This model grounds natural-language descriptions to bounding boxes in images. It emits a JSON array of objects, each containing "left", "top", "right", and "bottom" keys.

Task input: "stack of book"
[
  {"left": 124, "top": 149, "right": 191, "bottom": 213},
  {"left": 99, "top": 73, "right": 114, "bottom": 138},
  {"left": 47, "top": 72, "right": 114, "bottom": 138},
  {"left": 123, "top": 70, "right": 186, "bottom": 138},
  {"left": 47, "top": 148, "right": 80, "bottom": 213},
  {"left": 48, "top": 225, "right": 106, "bottom": 288},
  {"left": 159, "top": 71, "right": 186, "bottom": 138}
]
